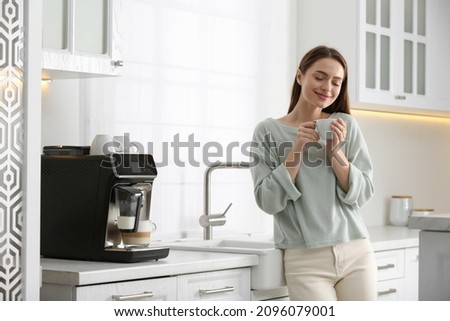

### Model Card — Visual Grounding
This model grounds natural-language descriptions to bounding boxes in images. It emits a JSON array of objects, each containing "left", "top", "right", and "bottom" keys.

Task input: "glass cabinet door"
[
  {"left": 402, "top": 0, "right": 426, "bottom": 96},
  {"left": 42, "top": 0, "right": 109, "bottom": 55},
  {"left": 42, "top": 0, "right": 69, "bottom": 50},
  {"left": 74, "top": 0, "right": 108, "bottom": 54},
  {"left": 364, "top": 0, "right": 392, "bottom": 93}
]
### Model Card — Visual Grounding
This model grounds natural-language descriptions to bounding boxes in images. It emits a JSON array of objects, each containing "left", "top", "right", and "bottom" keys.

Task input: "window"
[{"left": 81, "top": 0, "right": 294, "bottom": 239}]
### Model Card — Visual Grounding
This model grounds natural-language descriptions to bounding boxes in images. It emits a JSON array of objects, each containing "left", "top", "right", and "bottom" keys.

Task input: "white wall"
[
  {"left": 353, "top": 110, "right": 450, "bottom": 226},
  {"left": 41, "top": 79, "right": 81, "bottom": 146},
  {"left": 41, "top": 0, "right": 450, "bottom": 242}
]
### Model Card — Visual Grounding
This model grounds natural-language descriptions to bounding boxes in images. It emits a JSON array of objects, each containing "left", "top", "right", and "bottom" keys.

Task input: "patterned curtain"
[{"left": 0, "top": 0, "right": 24, "bottom": 301}]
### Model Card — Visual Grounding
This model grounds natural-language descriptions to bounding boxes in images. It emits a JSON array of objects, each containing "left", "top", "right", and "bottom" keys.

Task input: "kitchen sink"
[{"left": 168, "top": 237, "right": 286, "bottom": 290}]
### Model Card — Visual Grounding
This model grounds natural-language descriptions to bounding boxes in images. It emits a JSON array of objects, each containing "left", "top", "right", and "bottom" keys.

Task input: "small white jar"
[{"left": 389, "top": 195, "right": 413, "bottom": 226}]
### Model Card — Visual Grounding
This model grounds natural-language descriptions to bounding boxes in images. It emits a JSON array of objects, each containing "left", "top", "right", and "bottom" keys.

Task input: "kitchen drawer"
[
  {"left": 377, "top": 278, "right": 404, "bottom": 301},
  {"left": 75, "top": 276, "right": 177, "bottom": 301},
  {"left": 375, "top": 249, "right": 405, "bottom": 281},
  {"left": 177, "top": 268, "right": 251, "bottom": 301}
]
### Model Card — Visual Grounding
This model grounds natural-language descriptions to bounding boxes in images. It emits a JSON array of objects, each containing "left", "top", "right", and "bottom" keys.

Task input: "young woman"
[{"left": 250, "top": 46, "right": 376, "bottom": 300}]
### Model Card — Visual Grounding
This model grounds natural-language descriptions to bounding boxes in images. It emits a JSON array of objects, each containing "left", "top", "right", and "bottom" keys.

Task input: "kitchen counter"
[
  {"left": 41, "top": 250, "right": 258, "bottom": 286},
  {"left": 367, "top": 225, "right": 419, "bottom": 251},
  {"left": 407, "top": 213, "right": 450, "bottom": 231},
  {"left": 41, "top": 226, "right": 419, "bottom": 287}
]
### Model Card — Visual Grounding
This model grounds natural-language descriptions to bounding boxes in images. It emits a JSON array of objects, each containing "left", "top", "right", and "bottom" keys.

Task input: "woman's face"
[{"left": 297, "top": 58, "right": 345, "bottom": 110}]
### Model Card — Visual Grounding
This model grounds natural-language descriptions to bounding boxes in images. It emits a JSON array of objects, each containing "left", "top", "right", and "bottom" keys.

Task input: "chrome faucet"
[{"left": 199, "top": 161, "right": 250, "bottom": 240}]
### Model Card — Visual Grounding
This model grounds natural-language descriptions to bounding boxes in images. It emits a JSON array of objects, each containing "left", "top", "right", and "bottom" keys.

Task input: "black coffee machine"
[{"left": 41, "top": 148, "right": 169, "bottom": 263}]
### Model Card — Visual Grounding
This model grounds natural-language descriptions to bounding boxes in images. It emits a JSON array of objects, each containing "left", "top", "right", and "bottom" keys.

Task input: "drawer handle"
[
  {"left": 199, "top": 286, "right": 235, "bottom": 295},
  {"left": 377, "top": 288, "right": 397, "bottom": 296},
  {"left": 112, "top": 291, "right": 154, "bottom": 301},
  {"left": 377, "top": 263, "right": 395, "bottom": 270}
]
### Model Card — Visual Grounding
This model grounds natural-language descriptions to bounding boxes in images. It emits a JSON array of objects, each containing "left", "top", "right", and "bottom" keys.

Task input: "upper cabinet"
[
  {"left": 297, "top": 0, "right": 450, "bottom": 116},
  {"left": 360, "top": 0, "right": 428, "bottom": 109},
  {"left": 42, "top": 0, "right": 123, "bottom": 79}
]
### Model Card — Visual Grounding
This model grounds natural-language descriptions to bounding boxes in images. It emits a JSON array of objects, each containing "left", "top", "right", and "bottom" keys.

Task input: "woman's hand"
[
  {"left": 330, "top": 118, "right": 347, "bottom": 149},
  {"left": 328, "top": 118, "right": 350, "bottom": 192},
  {"left": 294, "top": 121, "right": 320, "bottom": 151},
  {"left": 284, "top": 121, "right": 318, "bottom": 181}
]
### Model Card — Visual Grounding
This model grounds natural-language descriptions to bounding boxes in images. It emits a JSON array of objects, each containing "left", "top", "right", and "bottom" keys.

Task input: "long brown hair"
[{"left": 287, "top": 45, "right": 350, "bottom": 115}]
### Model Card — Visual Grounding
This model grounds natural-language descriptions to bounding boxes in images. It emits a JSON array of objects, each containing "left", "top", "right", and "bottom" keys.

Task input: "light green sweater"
[{"left": 250, "top": 112, "right": 374, "bottom": 249}]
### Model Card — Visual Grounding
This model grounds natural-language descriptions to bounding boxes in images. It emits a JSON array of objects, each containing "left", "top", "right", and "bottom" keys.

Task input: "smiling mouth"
[{"left": 315, "top": 92, "right": 330, "bottom": 100}]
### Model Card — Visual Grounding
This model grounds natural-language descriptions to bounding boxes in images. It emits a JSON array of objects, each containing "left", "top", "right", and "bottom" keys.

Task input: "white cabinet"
[
  {"left": 178, "top": 268, "right": 251, "bottom": 301},
  {"left": 297, "top": 0, "right": 450, "bottom": 115},
  {"left": 404, "top": 247, "right": 419, "bottom": 300},
  {"left": 41, "top": 276, "right": 177, "bottom": 301},
  {"left": 426, "top": 0, "right": 450, "bottom": 111},
  {"left": 42, "top": 0, "right": 123, "bottom": 79},
  {"left": 40, "top": 267, "right": 251, "bottom": 301},
  {"left": 375, "top": 249, "right": 405, "bottom": 300},
  {"left": 76, "top": 277, "right": 177, "bottom": 301},
  {"left": 374, "top": 246, "right": 418, "bottom": 301},
  {"left": 360, "top": 0, "right": 428, "bottom": 109}
]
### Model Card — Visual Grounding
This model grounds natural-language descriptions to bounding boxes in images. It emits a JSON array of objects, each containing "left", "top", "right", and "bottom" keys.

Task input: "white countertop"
[
  {"left": 41, "top": 225, "right": 419, "bottom": 286},
  {"left": 367, "top": 225, "right": 419, "bottom": 251},
  {"left": 41, "top": 250, "right": 258, "bottom": 286}
]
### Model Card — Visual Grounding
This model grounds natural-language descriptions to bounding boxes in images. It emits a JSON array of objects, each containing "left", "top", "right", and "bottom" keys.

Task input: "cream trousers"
[{"left": 284, "top": 238, "right": 377, "bottom": 301}]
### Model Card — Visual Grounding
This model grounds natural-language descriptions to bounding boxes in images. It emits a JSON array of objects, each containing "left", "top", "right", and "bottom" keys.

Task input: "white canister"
[{"left": 389, "top": 195, "right": 413, "bottom": 226}]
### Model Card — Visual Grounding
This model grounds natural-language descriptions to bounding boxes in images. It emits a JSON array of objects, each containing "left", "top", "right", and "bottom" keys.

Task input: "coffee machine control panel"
[{"left": 110, "top": 153, "right": 157, "bottom": 178}]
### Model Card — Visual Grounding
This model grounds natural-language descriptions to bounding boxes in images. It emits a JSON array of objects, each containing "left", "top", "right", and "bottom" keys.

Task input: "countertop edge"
[{"left": 41, "top": 250, "right": 259, "bottom": 286}]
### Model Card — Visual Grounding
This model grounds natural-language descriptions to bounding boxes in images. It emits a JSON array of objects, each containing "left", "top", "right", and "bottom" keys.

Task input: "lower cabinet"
[
  {"left": 375, "top": 247, "right": 418, "bottom": 301},
  {"left": 40, "top": 267, "right": 251, "bottom": 301},
  {"left": 178, "top": 269, "right": 251, "bottom": 301},
  {"left": 76, "top": 277, "right": 178, "bottom": 301}
]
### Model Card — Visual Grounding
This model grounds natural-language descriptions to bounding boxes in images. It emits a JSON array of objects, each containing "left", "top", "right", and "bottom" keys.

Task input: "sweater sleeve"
[
  {"left": 336, "top": 116, "right": 375, "bottom": 208},
  {"left": 250, "top": 122, "right": 301, "bottom": 215}
]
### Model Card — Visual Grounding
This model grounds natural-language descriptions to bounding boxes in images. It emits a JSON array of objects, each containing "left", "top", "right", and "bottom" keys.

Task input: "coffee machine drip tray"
[{"left": 104, "top": 246, "right": 170, "bottom": 263}]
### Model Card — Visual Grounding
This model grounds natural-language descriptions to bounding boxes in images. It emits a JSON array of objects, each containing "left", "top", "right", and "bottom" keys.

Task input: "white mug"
[
  {"left": 315, "top": 119, "right": 335, "bottom": 140},
  {"left": 90, "top": 134, "right": 115, "bottom": 155}
]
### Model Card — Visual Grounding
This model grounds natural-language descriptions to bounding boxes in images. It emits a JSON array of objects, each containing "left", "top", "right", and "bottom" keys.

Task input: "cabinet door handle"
[
  {"left": 377, "top": 288, "right": 397, "bottom": 296},
  {"left": 199, "top": 286, "right": 235, "bottom": 295},
  {"left": 394, "top": 95, "right": 406, "bottom": 100},
  {"left": 377, "top": 263, "right": 395, "bottom": 270},
  {"left": 112, "top": 291, "right": 154, "bottom": 301}
]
